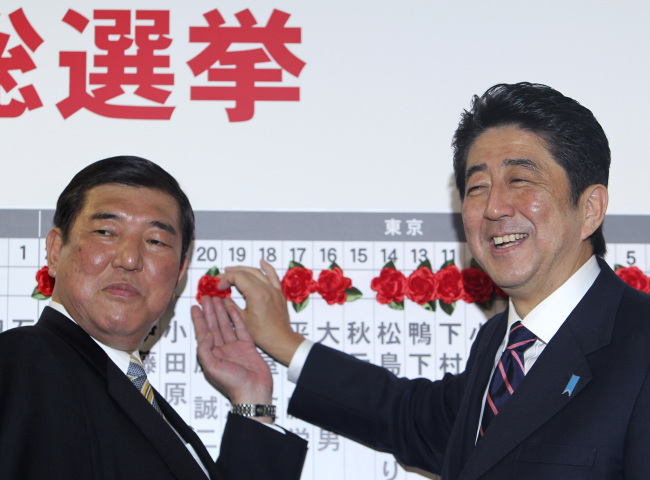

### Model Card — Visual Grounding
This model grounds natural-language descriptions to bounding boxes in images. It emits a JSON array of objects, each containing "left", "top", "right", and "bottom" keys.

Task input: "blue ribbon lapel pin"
[{"left": 562, "top": 374, "right": 580, "bottom": 396}]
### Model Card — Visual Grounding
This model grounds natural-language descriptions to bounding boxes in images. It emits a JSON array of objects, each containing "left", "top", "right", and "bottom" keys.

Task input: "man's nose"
[
  {"left": 484, "top": 183, "right": 515, "bottom": 220},
  {"left": 111, "top": 235, "right": 144, "bottom": 271}
]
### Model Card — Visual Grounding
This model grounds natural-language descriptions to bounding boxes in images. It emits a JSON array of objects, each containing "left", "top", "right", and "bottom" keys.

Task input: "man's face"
[
  {"left": 47, "top": 184, "right": 188, "bottom": 351},
  {"left": 461, "top": 126, "right": 594, "bottom": 315}
]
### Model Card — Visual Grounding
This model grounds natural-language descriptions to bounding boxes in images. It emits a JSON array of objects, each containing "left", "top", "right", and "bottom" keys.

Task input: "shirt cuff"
[
  {"left": 261, "top": 421, "right": 286, "bottom": 434},
  {"left": 287, "top": 339, "right": 315, "bottom": 384}
]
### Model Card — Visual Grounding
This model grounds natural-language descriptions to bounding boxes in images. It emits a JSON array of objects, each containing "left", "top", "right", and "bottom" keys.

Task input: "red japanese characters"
[
  {"left": 2, "top": 8, "right": 305, "bottom": 122},
  {"left": 0, "top": 8, "right": 44, "bottom": 117}
]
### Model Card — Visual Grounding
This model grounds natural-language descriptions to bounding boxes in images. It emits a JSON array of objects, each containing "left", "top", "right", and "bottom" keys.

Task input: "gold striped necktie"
[{"left": 127, "top": 354, "right": 164, "bottom": 417}]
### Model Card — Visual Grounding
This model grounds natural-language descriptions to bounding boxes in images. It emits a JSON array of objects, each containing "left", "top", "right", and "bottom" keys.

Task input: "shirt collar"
[
  {"left": 507, "top": 255, "right": 601, "bottom": 344},
  {"left": 48, "top": 300, "right": 134, "bottom": 375}
]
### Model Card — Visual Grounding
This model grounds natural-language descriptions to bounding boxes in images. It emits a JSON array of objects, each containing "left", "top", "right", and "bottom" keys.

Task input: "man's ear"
[
  {"left": 46, "top": 228, "right": 64, "bottom": 277},
  {"left": 581, "top": 184, "right": 608, "bottom": 240}
]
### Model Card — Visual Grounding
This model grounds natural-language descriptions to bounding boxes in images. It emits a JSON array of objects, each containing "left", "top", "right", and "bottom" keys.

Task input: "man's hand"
[
  {"left": 191, "top": 295, "right": 272, "bottom": 410},
  {"left": 218, "top": 260, "right": 305, "bottom": 366}
]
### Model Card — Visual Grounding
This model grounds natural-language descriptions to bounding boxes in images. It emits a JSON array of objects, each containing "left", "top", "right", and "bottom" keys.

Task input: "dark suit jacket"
[
  {"left": 288, "top": 259, "right": 650, "bottom": 479},
  {"left": 0, "top": 307, "right": 307, "bottom": 480}
]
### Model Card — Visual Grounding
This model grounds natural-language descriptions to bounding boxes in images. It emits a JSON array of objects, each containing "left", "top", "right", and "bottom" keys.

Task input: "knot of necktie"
[{"left": 127, "top": 354, "right": 164, "bottom": 417}]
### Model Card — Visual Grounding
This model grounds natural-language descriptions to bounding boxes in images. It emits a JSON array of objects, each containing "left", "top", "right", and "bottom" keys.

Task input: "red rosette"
[
  {"left": 34, "top": 266, "right": 55, "bottom": 297},
  {"left": 461, "top": 267, "right": 495, "bottom": 304},
  {"left": 282, "top": 265, "right": 318, "bottom": 304},
  {"left": 436, "top": 264, "right": 463, "bottom": 304},
  {"left": 317, "top": 267, "right": 352, "bottom": 305},
  {"left": 196, "top": 273, "right": 231, "bottom": 302},
  {"left": 406, "top": 267, "right": 438, "bottom": 305},
  {"left": 616, "top": 265, "right": 650, "bottom": 294},
  {"left": 371, "top": 267, "right": 406, "bottom": 305}
]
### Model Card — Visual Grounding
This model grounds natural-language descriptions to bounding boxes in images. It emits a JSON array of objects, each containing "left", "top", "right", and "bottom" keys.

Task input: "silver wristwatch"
[{"left": 230, "top": 404, "right": 276, "bottom": 422}]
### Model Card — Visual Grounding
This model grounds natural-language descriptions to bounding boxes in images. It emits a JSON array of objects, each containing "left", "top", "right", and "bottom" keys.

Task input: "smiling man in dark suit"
[
  {"left": 210, "top": 82, "right": 650, "bottom": 479},
  {"left": 0, "top": 156, "right": 307, "bottom": 480}
]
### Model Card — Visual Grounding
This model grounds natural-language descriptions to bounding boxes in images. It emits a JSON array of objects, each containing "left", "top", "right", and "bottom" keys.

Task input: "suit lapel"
[
  {"left": 106, "top": 367, "right": 213, "bottom": 479},
  {"left": 457, "top": 260, "right": 625, "bottom": 480},
  {"left": 459, "top": 327, "right": 592, "bottom": 479},
  {"left": 157, "top": 391, "right": 219, "bottom": 477},
  {"left": 39, "top": 308, "right": 213, "bottom": 479}
]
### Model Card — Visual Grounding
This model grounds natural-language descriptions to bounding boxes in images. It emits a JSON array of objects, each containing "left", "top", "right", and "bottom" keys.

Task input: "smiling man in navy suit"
[
  {"left": 204, "top": 83, "right": 650, "bottom": 479},
  {"left": 0, "top": 156, "right": 307, "bottom": 480}
]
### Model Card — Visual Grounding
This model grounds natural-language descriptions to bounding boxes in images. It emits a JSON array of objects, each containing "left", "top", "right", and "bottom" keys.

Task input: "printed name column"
[{"left": 7, "top": 222, "right": 41, "bottom": 332}]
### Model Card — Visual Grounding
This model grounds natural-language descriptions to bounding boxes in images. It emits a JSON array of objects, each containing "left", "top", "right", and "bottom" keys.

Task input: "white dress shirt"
[{"left": 474, "top": 255, "right": 600, "bottom": 439}]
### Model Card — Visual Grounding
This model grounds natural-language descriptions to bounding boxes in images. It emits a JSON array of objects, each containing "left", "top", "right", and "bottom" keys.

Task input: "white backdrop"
[{"left": 2, "top": 0, "right": 650, "bottom": 215}]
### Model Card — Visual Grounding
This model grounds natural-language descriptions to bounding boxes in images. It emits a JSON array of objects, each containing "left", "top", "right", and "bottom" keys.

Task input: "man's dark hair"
[
  {"left": 53, "top": 155, "right": 195, "bottom": 258},
  {"left": 452, "top": 82, "right": 610, "bottom": 256}
]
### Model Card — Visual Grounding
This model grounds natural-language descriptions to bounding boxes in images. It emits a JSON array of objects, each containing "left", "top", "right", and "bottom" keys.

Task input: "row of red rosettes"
[
  {"left": 32, "top": 263, "right": 650, "bottom": 314},
  {"left": 281, "top": 262, "right": 362, "bottom": 312},
  {"left": 194, "top": 262, "right": 363, "bottom": 313},
  {"left": 370, "top": 259, "right": 507, "bottom": 315},
  {"left": 32, "top": 262, "right": 503, "bottom": 316},
  {"left": 277, "top": 259, "right": 508, "bottom": 315}
]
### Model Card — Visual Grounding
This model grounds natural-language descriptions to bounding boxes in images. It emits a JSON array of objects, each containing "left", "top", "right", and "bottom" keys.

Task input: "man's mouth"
[
  {"left": 103, "top": 282, "right": 140, "bottom": 297},
  {"left": 493, "top": 233, "right": 528, "bottom": 249}
]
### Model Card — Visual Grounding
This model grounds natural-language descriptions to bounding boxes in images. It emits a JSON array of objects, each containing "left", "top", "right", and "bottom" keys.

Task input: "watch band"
[{"left": 230, "top": 404, "right": 276, "bottom": 422}]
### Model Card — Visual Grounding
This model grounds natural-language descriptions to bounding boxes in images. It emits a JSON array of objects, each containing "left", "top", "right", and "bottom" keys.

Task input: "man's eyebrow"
[
  {"left": 503, "top": 158, "right": 539, "bottom": 171},
  {"left": 465, "top": 158, "right": 540, "bottom": 185},
  {"left": 90, "top": 212, "right": 120, "bottom": 221},
  {"left": 150, "top": 220, "right": 178, "bottom": 236},
  {"left": 89, "top": 213, "right": 177, "bottom": 236},
  {"left": 465, "top": 163, "right": 486, "bottom": 185}
]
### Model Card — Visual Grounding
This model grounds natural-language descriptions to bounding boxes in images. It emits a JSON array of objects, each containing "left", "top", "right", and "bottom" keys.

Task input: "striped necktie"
[
  {"left": 127, "top": 354, "right": 164, "bottom": 417},
  {"left": 479, "top": 321, "right": 537, "bottom": 438}
]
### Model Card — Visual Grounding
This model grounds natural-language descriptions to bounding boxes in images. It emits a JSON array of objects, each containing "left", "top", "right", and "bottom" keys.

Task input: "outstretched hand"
[
  {"left": 190, "top": 295, "right": 272, "bottom": 406},
  {"left": 218, "top": 260, "right": 305, "bottom": 366}
]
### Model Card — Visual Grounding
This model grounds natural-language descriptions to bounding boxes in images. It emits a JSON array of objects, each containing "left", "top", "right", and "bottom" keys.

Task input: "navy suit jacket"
[
  {"left": 0, "top": 307, "right": 307, "bottom": 480},
  {"left": 289, "top": 259, "right": 650, "bottom": 479}
]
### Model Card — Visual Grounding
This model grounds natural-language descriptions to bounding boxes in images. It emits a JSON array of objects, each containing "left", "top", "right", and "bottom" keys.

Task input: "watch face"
[{"left": 255, "top": 405, "right": 265, "bottom": 416}]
